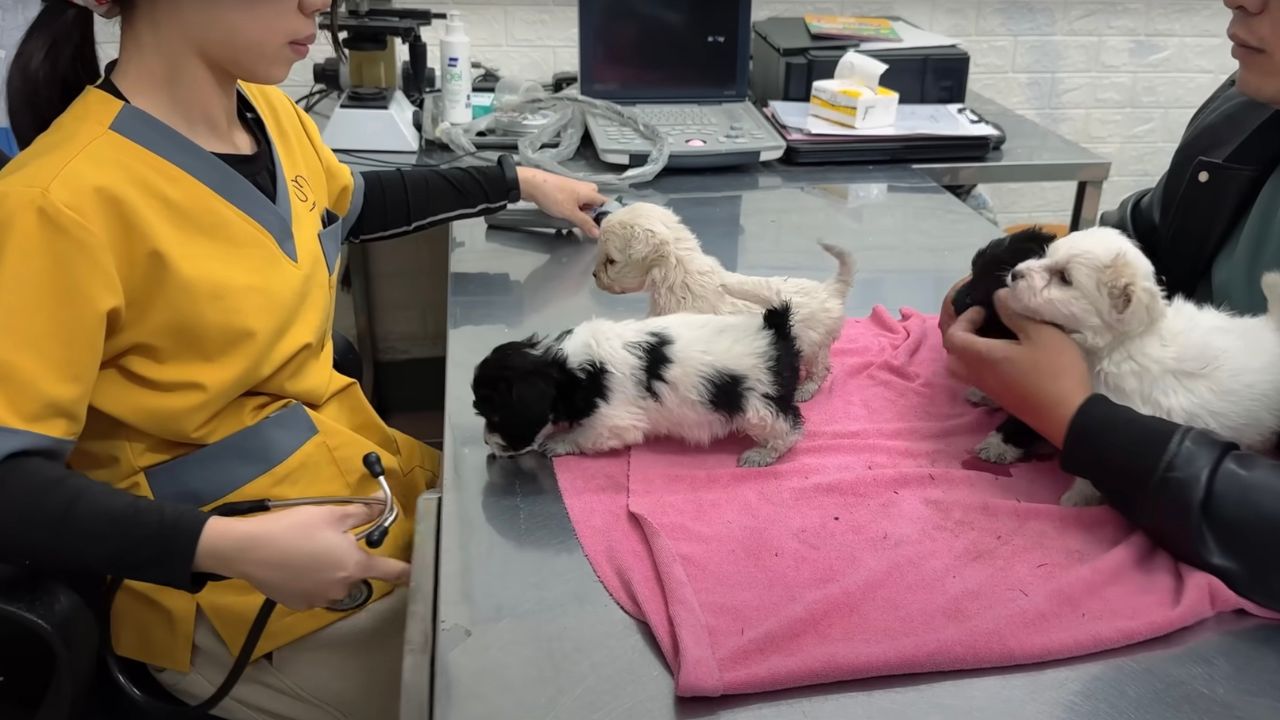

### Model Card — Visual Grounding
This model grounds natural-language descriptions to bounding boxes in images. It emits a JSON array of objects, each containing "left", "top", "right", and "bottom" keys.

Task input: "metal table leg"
[
  {"left": 400, "top": 488, "right": 442, "bottom": 720},
  {"left": 1071, "top": 180, "right": 1103, "bottom": 231}
]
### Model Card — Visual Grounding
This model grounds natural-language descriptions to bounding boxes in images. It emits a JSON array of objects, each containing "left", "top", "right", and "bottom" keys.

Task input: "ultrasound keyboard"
[{"left": 586, "top": 101, "right": 786, "bottom": 169}]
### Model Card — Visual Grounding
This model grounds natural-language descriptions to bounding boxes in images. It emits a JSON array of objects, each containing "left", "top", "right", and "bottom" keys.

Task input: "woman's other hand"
[
  {"left": 517, "top": 167, "right": 609, "bottom": 239},
  {"left": 193, "top": 501, "right": 409, "bottom": 611},
  {"left": 942, "top": 289, "right": 1092, "bottom": 447}
]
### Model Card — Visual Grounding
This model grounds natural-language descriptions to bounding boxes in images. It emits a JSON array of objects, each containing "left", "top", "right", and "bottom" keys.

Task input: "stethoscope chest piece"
[{"left": 328, "top": 579, "right": 374, "bottom": 612}]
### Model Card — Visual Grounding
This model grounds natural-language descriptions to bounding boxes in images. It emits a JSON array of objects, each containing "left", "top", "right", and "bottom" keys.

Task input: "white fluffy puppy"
[
  {"left": 471, "top": 303, "right": 804, "bottom": 468},
  {"left": 594, "top": 202, "right": 854, "bottom": 402},
  {"left": 1006, "top": 226, "right": 1280, "bottom": 507}
]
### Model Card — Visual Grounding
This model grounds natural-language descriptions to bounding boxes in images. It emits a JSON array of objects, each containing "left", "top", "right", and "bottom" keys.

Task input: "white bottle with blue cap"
[{"left": 441, "top": 11, "right": 472, "bottom": 124}]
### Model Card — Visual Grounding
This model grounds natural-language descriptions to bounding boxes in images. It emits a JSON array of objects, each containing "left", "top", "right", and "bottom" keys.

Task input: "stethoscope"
[{"left": 103, "top": 451, "right": 400, "bottom": 715}]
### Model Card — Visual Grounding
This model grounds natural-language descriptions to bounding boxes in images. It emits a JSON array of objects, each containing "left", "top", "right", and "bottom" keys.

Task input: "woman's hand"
[
  {"left": 938, "top": 273, "right": 972, "bottom": 335},
  {"left": 517, "top": 167, "right": 609, "bottom": 239},
  {"left": 942, "top": 289, "right": 1093, "bottom": 447},
  {"left": 193, "top": 502, "right": 409, "bottom": 611}
]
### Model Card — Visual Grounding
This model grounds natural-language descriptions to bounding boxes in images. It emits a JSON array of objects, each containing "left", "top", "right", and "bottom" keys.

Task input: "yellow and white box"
[{"left": 809, "top": 50, "right": 899, "bottom": 129}]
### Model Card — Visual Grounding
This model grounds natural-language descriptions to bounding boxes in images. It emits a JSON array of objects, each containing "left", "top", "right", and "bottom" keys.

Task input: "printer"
[{"left": 751, "top": 17, "right": 970, "bottom": 105}]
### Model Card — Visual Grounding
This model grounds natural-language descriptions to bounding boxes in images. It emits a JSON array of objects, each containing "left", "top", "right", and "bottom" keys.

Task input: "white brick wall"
[{"left": 91, "top": 0, "right": 1237, "bottom": 227}]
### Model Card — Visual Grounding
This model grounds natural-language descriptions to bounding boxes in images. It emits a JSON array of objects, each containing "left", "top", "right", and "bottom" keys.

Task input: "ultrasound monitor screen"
[{"left": 579, "top": 0, "right": 750, "bottom": 101}]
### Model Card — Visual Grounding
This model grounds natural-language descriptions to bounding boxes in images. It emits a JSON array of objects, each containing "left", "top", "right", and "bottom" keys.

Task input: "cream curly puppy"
[
  {"left": 1006, "top": 226, "right": 1280, "bottom": 507},
  {"left": 594, "top": 202, "right": 855, "bottom": 402}
]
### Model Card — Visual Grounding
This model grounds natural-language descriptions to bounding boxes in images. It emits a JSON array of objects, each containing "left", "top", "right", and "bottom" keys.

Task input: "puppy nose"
[
  {"left": 1010, "top": 268, "right": 1025, "bottom": 282},
  {"left": 592, "top": 269, "right": 599, "bottom": 279}
]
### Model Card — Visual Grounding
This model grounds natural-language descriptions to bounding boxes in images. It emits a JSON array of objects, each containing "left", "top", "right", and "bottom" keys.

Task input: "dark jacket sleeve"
[
  {"left": 1060, "top": 395, "right": 1280, "bottom": 612},
  {"left": 0, "top": 454, "right": 212, "bottom": 592},
  {"left": 347, "top": 165, "right": 513, "bottom": 243}
]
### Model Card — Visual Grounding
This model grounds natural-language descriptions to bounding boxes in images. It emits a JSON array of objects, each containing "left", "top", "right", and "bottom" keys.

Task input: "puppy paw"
[
  {"left": 795, "top": 380, "right": 820, "bottom": 403},
  {"left": 975, "top": 431, "right": 1025, "bottom": 464},
  {"left": 539, "top": 438, "right": 581, "bottom": 457},
  {"left": 965, "top": 387, "right": 998, "bottom": 408},
  {"left": 737, "top": 447, "right": 779, "bottom": 468},
  {"left": 1059, "top": 479, "right": 1105, "bottom": 507}
]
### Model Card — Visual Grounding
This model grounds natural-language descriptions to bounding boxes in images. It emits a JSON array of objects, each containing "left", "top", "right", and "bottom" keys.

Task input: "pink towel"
[{"left": 553, "top": 307, "right": 1277, "bottom": 697}]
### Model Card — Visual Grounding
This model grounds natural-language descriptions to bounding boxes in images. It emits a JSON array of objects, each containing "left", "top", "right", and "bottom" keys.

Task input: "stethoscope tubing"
[{"left": 101, "top": 451, "right": 400, "bottom": 716}]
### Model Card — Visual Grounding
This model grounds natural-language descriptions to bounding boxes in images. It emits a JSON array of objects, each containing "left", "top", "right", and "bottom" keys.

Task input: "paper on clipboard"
[{"left": 767, "top": 100, "right": 1002, "bottom": 139}]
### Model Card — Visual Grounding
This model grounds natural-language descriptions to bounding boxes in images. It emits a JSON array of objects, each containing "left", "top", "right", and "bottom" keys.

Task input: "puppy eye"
[
  {"left": 1055, "top": 269, "right": 1072, "bottom": 286},
  {"left": 605, "top": 256, "right": 616, "bottom": 266}
]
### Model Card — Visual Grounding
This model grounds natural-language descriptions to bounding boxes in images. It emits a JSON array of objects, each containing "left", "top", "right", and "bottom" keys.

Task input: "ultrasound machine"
[{"left": 579, "top": 0, "right": 787, "bottom": 169}]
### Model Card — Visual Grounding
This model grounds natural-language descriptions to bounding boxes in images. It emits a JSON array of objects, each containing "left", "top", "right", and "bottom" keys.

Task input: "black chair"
[
  {"left": 0, "top": 566, "right": 98, "bottom": 720},
  {"left": 0, "top": 331, "right": 366, "bottom": 720},
  {"left": 331, "top": 329, "right": 363, "bottom": 386}
]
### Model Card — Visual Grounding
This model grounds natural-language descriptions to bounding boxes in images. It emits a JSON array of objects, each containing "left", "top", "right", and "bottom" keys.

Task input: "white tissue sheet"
[{"left": 834, "top": 51, "right": 889, "bottom": 89}]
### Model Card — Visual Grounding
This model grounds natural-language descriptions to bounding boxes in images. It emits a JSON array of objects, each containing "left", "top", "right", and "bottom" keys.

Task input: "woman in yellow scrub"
[{"left": 0, "top": 1, "right": 605, "bottom": 718}]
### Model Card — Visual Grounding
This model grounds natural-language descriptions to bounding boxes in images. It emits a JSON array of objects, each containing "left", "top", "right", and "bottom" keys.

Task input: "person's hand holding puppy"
[{"left": 943, "top": 289, "right": 1092, "bottom": 448}]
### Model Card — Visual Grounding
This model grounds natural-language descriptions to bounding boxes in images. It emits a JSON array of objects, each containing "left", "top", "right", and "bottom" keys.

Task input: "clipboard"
[{"left": 762, "top": 101, "right": 1005, "bottom": 164}]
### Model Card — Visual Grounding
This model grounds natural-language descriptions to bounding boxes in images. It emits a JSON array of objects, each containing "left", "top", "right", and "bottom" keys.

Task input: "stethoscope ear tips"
[
  {"left": 362, "top": 451, "right": 385, "bottom": 479},
  {"left": 365, "top": 525, "right": 389, "bottom": 549},
  {"left": 360, "top": 451, "right": 394, "bottom": 550}
]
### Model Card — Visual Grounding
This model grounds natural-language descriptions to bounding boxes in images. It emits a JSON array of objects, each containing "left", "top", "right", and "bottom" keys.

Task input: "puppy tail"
[
  {"left": 818, "top": 241, "right": 857, "bottom": 300},
  {"left": 1262, "top": 271, "right": 1280, "bottom": 324}
]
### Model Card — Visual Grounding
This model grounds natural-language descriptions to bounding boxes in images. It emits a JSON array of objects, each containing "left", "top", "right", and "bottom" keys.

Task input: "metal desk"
[{"left": 408, "top": 164, "right": 1280, "bottom": 719}]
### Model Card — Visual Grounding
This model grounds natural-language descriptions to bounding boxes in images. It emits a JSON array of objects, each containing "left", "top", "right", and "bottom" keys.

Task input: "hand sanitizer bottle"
[{"left": 441, "top": 11, "right": 472, "bottom": 124}]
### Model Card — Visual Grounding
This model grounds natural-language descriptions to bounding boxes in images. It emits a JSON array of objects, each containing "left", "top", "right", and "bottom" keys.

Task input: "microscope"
[{"left": 314, "top": 0, "right": 446, "bottom": 152}]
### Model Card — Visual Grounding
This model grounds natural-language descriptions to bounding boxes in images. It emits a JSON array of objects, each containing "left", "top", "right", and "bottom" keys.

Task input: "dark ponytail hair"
[
  {"left": 328, "top": 0, "right": 346, "bottom": 61},
  {"left": 7, "top": 0, "right": 105, "bottom": 150}
]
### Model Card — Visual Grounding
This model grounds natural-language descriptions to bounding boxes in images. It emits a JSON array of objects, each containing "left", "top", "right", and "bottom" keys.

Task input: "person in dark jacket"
[{"left": 941, "top": 0, "right": 1280, "bottom": 613}]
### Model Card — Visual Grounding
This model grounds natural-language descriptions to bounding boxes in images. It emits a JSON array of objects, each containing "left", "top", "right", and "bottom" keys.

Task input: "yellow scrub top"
[{"left": 0, "top": 83, "right": 439, "bottom": 671}]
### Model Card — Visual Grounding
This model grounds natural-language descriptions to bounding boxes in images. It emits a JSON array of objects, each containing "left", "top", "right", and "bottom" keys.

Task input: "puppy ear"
[
  {"left": 633, "top": 224, "right": 667, "bottom": 259},
  {"left": 512, "top": 374, "right": 555, "bottom": 412},
  {"left": 1102, "top": 252, "right": 1166, "bottom": 332},
  {"left": 1103, "top": 253, "right": 1136, "bottom": 316},
  {"left": 1107, "top": 279, "right": 1134, "bottom": 316}
]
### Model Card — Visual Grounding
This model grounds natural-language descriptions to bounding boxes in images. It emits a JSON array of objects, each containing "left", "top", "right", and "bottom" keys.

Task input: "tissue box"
[{"left": 810, "top": 80, "right": 899, "bottom": 129}]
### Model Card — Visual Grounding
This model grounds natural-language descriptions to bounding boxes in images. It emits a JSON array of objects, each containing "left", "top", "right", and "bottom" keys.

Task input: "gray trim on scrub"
[
  {"left": 108, "top": 95, "right": 297, "bottom": 261},
  {"left": 0, "top": 426, "right": 75, "bottom": 464},
  {"left": 143, "top": 402, "right": 318, "bottom": 508}
]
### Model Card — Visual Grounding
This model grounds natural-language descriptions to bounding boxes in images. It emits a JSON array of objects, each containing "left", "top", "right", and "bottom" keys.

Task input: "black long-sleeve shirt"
[{"left": 0, "top": 81, "right": 510, "bottom": 589}]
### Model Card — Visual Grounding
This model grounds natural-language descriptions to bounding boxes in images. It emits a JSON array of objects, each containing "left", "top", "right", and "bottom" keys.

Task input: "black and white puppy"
[
  {"left": 951, "top": 226, "right": 1056, "bottom": 464},
  {"left": 472, "top": 303, "right": 804, "bottom": 467}
]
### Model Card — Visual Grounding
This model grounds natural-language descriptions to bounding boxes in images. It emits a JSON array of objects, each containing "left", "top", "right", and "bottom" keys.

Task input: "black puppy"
[{"left": 951, "top": 226, "right": 1056, "bottom": 464}]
